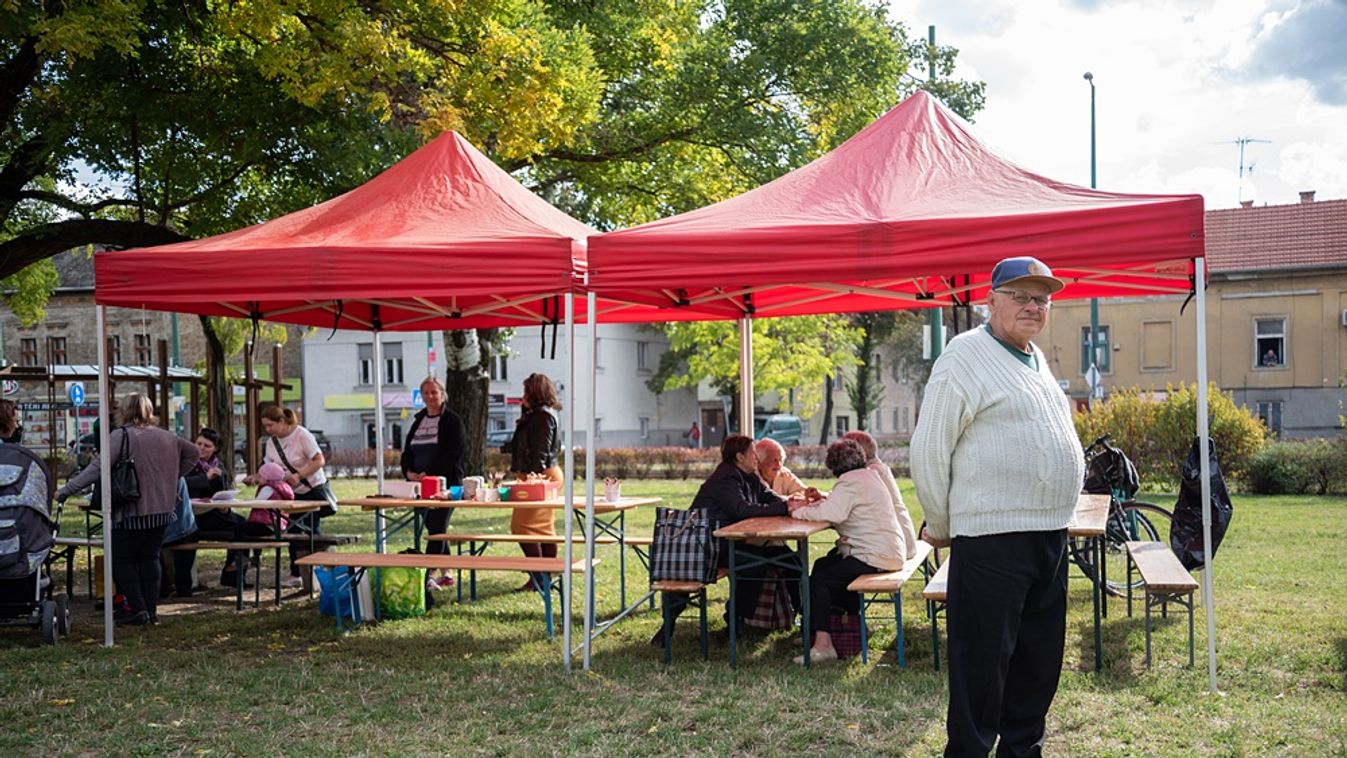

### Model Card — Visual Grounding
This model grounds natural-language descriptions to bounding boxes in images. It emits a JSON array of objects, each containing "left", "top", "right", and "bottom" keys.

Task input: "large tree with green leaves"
[{"left": 1, "top": 1, "right": 983, "bottom": 464}]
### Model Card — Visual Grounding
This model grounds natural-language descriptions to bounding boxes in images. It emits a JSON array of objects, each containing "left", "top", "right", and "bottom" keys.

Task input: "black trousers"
[
  {"left": 420, "top": 507, "right": 455, "bottom": 556},
  {"left": 945, "top": 530, "right": 1068, "bottom": 758},
  {"left": 808, "top": 549, "right": 879, "bottom": 638},
  {"left": 111, "top": 525, "right": 168, "bottom": 616},
  {"left": 288, "top": 486, "right": 331, "bottom": 576}
]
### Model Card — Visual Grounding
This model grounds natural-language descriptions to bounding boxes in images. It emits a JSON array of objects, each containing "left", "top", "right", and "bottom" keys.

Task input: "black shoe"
[
  {"left": 113, "top": 609, "right": 150, "bottom": 626},
  {"left": 148, "top": 612, "right": 161, "bottom": 625}
]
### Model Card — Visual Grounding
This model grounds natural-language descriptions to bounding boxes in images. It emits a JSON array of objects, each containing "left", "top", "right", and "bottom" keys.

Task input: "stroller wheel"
[
  {"left": 40, "top": 600, "right": 58, "bottom": 645},
  {"left": 55, "top": 594, "right": 70, "bottom": 636}
]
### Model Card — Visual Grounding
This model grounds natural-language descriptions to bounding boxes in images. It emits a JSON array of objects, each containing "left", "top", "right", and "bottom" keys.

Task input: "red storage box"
[{"left": 507, "top": 480, "right": 562, "bottom": 501}]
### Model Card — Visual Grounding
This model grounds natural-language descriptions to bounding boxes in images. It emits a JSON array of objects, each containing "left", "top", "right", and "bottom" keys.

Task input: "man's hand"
[
  {"left": 920, "top": 524, "right": 951, "bottom": 548},
  {"left": 786, "top": 493, "right": 809, "bottom": 513},
  {"left": 804, "top": 487, "right": 824, "bottom": 503}
]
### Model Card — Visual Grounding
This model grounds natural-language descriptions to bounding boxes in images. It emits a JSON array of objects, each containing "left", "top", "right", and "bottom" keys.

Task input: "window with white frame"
[
  {"left": 489, "top": 354, "right": 508, "bottom": 382},
  {"left": 357, "top": 343, "right": 373, "bottom": 385},
  {"left": 892, "top": 408, "right": 900, "bottom": 432},
  {"left": 1255, "top": 400, "right": 1282, "bottom": 436},
  {"left": 901, "top": 406, "right": 910, "bottom": 433},
  {"left": 639, "top": 417, "right": 650, "bottom": 439},
  {"left": 872, "top": 409, "right": 882, "bottom": 433},
  {"left": 384, "top": 342, "right": 404, "bottom": 385},
  {"left": 835, "top": 416, "right": 850, "bottom": 436},
  {"left": 1255, "top": 317, "right": 1286, "bottom": 368},
  {"left": 1079, "top": 325, "right": 1111, "bottom": 374},
  {"left": 636, "top": 341, "right": 650, "bottom": 371}
]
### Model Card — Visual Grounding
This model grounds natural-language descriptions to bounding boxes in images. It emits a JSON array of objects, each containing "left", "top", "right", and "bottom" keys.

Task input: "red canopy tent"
[
  {"left": 88, "top": 132, "right": 593, "bottom": 659},
  {"left": 586, "top": 90, "right": 1203, "bottom": 322},
  {"left": 95, "top": 131, "right": 593, "bottom": 330}
]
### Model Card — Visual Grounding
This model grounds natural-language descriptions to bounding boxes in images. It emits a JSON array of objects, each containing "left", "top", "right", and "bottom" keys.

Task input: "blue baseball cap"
[{"left": 991, "top": 256, "right": 1065, "bottom": 293}]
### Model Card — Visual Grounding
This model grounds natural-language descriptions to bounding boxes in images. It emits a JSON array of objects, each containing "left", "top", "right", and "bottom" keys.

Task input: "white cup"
[{"left": 603, "top": 483, "right": 621, "bottom": 503}]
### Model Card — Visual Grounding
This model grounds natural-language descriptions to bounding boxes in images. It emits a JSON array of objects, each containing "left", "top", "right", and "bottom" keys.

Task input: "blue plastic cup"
[{"left": 448, "top": 485, "right": 463, "bottom": 501}]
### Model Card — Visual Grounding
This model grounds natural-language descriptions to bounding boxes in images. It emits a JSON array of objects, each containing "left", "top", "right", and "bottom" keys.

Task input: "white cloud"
[{"left": 898, "top": 0, "right": 1347, "bottom": 208}]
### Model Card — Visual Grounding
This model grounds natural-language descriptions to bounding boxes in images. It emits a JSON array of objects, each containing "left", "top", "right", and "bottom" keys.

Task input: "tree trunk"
[
  {"left": 854, "top": 329, "right": 876, "bottom": 431},
  {"left": 819, "top": 376, "right": 834, "bottom": 445},
  {"left": 442, "top": 328, "right": 490, "bottom": 476},
  {"left": 199, "top": 315, "right": 234, "bottom": 478}
]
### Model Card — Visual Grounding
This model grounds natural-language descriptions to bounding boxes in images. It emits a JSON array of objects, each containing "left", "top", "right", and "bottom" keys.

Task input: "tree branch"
[
  {"left": 14, "top": 190, "right": 141, "bottom": 217},
  {"left": 503, "top": 128, "right": 697, "bottom": 170},
  {"left": 0, "top": 219, "right": 190, "bottom": 279}
]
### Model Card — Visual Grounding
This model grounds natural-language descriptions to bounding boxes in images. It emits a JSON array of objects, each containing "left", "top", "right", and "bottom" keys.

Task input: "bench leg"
[
  {"left": 661, "top": 592, "right": 674, "bottom": 664},
  {"left": 858, "top": 595, "right": 870, "bottom": 665},
  {"left": 274, "top": 547, "right": 282, "bottom": 607},
  {"left": 698, "top": 589, "right": 709, "bottom": 661},
  {"left": 727, "top": 543, "right": 738, "bottom": 670},
  {"left": 1144, "top": 594, "right": 1152, "bottom": 669},
  {"left": 540, "top": 572, "right": 555, "bottom": 640},
  {"left": 235, "top": 560, "right": 245, "bottom": 612},
  {"left": 895, "top": 592, "right": 906, "bottom": 669},
  {"left": 1127, "top": 552, "right": 1134, "bottom": 618},
  {"left": 1187, "top": 592, "right": 1195, "bottom": 669}
]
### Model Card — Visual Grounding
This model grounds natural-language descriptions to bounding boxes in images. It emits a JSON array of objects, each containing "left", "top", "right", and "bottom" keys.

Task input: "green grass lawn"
[{"left": 2, "top": 479, "right": 1344, "bottom": 756}]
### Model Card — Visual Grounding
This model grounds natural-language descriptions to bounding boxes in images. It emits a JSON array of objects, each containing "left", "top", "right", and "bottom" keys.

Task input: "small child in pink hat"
[{"left": 245, "top": 461, "right": 295, "bottom": 533}]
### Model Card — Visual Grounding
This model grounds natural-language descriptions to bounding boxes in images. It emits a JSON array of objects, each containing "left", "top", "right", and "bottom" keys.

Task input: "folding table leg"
[
  {"left": 698, "top": 590, "right": 708, "bottom": 661},
  {"left": 661, "top": 593, "right": 673, "bottom": 664},
  {"left": 858, "top": 596, "right": 870, "bottom": 664},
  {"left": 895, "top": 593, "right": 906, "bottom": 668}
]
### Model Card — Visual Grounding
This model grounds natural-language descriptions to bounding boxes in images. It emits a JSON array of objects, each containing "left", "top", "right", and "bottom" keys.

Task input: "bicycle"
[{"left": 1069, "top": 434, "right": 1173, "bottom": 597}]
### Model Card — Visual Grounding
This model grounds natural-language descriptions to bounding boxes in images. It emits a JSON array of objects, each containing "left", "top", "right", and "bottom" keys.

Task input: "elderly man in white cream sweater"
[{"left": 911, "top": 256, "right": 1085, "bottom": 758}]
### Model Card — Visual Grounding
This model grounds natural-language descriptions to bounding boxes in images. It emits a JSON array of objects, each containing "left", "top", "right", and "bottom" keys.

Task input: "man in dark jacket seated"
[{"left": 653, "top": 435, "right": 804, "bottom": 645}]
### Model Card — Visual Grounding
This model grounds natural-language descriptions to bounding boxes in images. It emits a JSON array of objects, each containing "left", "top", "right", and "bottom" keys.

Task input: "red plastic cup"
[{"left": 420, "top": 476, "right": 443, "bottom": 499}]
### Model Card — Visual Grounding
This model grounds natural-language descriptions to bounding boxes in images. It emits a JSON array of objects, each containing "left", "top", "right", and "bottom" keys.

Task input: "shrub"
[
  {"left": 1076, "top": 382, "right": 1267, "bottom": 490},
  {"left": 1245, "top": 438, "right": 1347, "bottom": 495}
]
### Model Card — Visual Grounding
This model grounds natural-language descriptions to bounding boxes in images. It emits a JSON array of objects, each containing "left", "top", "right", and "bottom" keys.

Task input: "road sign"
[
  {"left": 411, "top": 388, "right": 425, "bottom": 408},
  {"left": 68, "top": 382, "right": 86, "bottom": 407},
  {"left": 1084, "top": 365, "right": 1102, "bottom": 393}
]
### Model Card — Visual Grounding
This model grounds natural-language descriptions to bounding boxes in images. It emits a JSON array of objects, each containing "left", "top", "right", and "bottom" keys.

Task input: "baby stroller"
[{"left": 0, "top": 442, "right": 69, "bottom": 645}]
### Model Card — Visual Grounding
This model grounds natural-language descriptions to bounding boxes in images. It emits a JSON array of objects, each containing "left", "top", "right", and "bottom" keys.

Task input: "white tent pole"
[
  {"left": 562, "top": 291, "right": 575, "bottom": 670},
  {"left": 96, "top": 305, "right": 114, "bottom": 647},
  {"left": 583, "top": 291, "right": 598, "bottom": 670},
  {"left": 1195, "top": 257, "right": 1218, "bottom": 692},
  {"left": 373, "top": 331, "right": 386, "bottom": 552},
  {"left": 738, "top": 316, "right": 754, "bottom": 437}
]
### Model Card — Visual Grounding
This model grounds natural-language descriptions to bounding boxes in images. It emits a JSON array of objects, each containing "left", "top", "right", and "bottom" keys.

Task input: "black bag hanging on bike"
[
  {"left": 1083, "top": 443, "right": 1139, "bottom": 499},
  {"left": 110, "top": 428, "right": 141, "bottom": 513},
  {"left": 1169, "top": 437, "right": 1233, "bottom": 571}
]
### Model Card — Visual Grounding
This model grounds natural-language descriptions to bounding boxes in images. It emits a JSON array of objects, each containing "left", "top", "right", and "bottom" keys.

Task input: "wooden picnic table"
[{"left": 713, "top": 516, "right": 832, "bottom": 669}]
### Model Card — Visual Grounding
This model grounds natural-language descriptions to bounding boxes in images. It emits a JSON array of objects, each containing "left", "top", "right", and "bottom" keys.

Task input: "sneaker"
[{"left": 280, "top": 575, "right": 304, "bottom": 589}]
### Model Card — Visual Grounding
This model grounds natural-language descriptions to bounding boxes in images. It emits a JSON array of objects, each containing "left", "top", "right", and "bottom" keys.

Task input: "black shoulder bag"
[
  {"left": 110, "top": 428, "right": 141, "bottom": 513},
  {"left": 270, "top": 436, "right": 336, "bottom": 517}
]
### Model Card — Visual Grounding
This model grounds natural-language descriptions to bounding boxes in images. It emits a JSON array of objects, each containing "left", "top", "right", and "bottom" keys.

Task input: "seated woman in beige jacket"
[{"left": 788, "top": 437, "right": 905, "bottom": 663}]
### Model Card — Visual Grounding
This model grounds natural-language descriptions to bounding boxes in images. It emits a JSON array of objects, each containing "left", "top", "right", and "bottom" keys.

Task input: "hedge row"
[
  {"left": 1074, "top": 382, "right": 1268, "bottom": 490},
  {"left": 1244, "top": 438, "right": 1347, "bottom": 495},
  {"left": 487, "top": 444, "right": 912, "bottom": 481}
]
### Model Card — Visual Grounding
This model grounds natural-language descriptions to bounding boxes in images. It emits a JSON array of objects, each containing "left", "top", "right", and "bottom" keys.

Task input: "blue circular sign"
[{"left": 69, "top": 384, "right": 86, "bottom": 407}]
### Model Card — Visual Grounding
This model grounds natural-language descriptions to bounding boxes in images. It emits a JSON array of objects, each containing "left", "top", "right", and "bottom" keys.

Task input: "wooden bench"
[
  {"left": 428, "top": 532, "right": 653, "bottom": 609},
  {"left": 1125, "top": 541, "right": 1200, "bottom": 668},
  {"left": 294, "top": 552, "right": 598, "bottom": 638},
  {"left": 650, "top": 568, "right": 730, "bottom": 663},
  {"left": 168, "top": 541, "right": 289, "bottom": 610},
  {"left": 846, "top": 541, "right": 935, "bottom": 666},
  {"left": 922, "top": 558, "right": 950, "bottom": 671}
]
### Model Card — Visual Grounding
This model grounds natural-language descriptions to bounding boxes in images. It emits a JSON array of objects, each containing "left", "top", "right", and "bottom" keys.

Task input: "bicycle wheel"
[{"left": 1071, "top": 501, "right": 1172, "bottom": 597}]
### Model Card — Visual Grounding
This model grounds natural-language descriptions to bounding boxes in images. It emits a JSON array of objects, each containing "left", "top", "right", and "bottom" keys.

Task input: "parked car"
[
  {"left": 486, "top": 427, "right": 513, "bottom": 450},
  {"left": 753, "top": 414, "right": 803, "bottom": 446}
]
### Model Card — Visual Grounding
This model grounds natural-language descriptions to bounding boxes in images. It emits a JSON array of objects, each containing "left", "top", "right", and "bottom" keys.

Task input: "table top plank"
[
  {"left": 339, "top": 496, "right": 658, "bottom": 513},
  {"left": 1067, "top": 493, "right": 1111, "bottom": 537},
  {"left": 293, "top": 552, "right": 597, "bottom": 572},
  {"left": 713, "top": 516, "right": 830, "bottom": 541}
]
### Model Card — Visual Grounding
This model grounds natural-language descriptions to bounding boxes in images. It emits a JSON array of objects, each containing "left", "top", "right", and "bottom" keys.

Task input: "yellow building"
[{"left": 1039, "top": 193, "right": 1347, "bottom": 438}]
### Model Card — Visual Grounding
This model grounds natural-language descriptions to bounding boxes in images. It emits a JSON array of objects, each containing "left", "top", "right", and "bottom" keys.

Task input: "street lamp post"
[{"left": 1084, "top": 72, "right": 1101, "bottom": 404}]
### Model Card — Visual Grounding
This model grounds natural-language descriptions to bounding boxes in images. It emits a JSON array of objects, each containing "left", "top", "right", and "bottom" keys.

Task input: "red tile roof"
[{"left": 1205, "top": 197, "right": 1347, "bottom": 273}]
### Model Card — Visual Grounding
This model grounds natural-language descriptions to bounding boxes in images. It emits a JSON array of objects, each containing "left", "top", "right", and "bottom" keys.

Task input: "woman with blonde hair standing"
[
  {"left": 57, "top": 394, "right": 198, "bottom": 625},
  {"left": 508, "top": 373, "right": 563, "bottom": 592}
]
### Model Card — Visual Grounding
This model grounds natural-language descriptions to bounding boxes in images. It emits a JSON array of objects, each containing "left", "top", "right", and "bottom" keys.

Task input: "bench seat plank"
[
  {"left": 169, "top": 541, "right": 288, "bottom": 551},
  {"left": 922, "top": 558, "right": 950, "bottom": 602},
  {"left": 427, "top": 532, "right": 651, "bottom": 546},
  {"left": 1125, "top": 541, "right": 1199, "bottom": 593},
  {"left": 54, "top": 536, "right": 102, "bottom": 548},
  {"left": 293, "top": 552, "right": 596, "bottom": 573},
  {"left": 847, "top": 541, "right": 934, "bottom": 593}
]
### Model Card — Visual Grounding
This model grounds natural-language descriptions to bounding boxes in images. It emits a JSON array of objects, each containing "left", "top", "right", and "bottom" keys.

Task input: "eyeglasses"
[{"left": 994, "top": 289, "right": 1052, "bottom": 309}]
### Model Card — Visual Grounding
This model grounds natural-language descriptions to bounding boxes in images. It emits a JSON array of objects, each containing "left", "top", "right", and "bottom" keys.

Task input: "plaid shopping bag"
[
  {"left": 743, "top": 568, "right": 795, "bottom": 630},
  {"left": 829, "top": 612, "right": 863, "bottom": 659},
  {"left": 650, "top": 507, "right": 720, "bottom": 584}
]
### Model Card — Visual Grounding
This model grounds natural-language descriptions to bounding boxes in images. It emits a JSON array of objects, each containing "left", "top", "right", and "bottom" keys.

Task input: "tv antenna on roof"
[{"left": 1218, "top": 136, "right": 1271, "bottom": 203}]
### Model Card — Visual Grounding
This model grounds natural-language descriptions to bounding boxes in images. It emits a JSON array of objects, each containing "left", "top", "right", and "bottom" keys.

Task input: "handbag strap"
[
  {"left": 117, "top": 426, "right": 133, "bottom": 461},
  {"left": 270, "top": 436, "right": 311, "bottom": 490}
]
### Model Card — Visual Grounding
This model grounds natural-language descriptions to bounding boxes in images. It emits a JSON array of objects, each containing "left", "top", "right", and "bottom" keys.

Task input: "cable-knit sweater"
[{"left": 911, "top": 327, "right": 1084, "bottom": 540}]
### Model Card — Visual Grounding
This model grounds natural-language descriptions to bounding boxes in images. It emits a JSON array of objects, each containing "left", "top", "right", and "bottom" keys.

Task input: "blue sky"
[{"left": 896, "top": 0, "right": 1347, "bottom": 208}]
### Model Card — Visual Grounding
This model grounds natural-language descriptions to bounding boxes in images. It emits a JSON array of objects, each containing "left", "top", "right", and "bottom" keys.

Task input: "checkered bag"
[
  {"left": 650, "top": 507, "right": 720, "bottom": 584},
  {"left": 743, "top": 568, "right": 795, "bottom": 630}
]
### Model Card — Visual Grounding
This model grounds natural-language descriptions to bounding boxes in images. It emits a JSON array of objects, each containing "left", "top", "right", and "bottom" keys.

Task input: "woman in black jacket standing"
[
  {"left": 508, "top": 373, "right": 563, "bottom": 592},
  {"left": 401, "top": 377, "right": 466, "bottom": 590}
]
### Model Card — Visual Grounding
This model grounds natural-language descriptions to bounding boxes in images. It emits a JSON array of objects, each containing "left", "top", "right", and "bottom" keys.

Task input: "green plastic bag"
[{"left": 377, "top": 566, "right": 427, "bottom": 620}]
